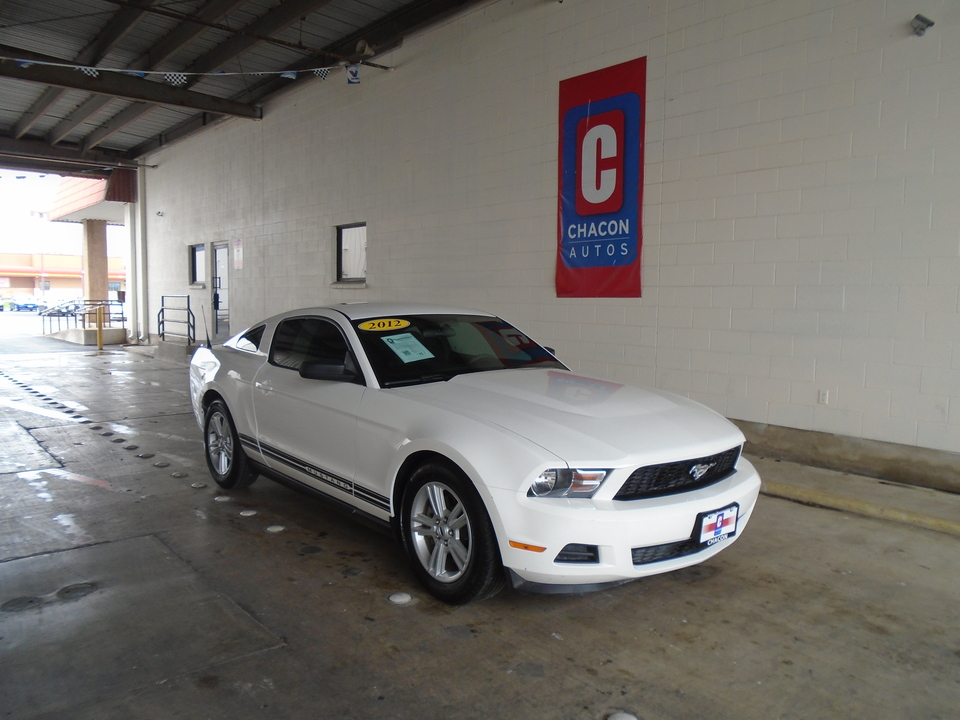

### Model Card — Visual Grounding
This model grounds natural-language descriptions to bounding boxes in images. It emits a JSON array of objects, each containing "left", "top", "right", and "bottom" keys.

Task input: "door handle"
[{"left": 254, "top": 381, "right": 272, "bottom": 392}]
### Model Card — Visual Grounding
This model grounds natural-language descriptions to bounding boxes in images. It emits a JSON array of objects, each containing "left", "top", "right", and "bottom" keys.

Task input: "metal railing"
[
  {"left": 42, "top": 299, "right": 127, "bottom": 336},
  {"left": 157, "top": 295, "right": 196, "bottom": 344}
]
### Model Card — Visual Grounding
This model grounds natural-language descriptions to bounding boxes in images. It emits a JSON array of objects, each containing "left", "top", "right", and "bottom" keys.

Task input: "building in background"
[{"left": 0, "top": 252, "right": 125, "bottom": 307}]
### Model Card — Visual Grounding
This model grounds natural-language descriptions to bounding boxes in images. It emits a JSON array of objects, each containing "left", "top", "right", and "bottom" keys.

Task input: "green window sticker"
[{"left": 382, "top": 333, "right": 435, "bottom": 364}]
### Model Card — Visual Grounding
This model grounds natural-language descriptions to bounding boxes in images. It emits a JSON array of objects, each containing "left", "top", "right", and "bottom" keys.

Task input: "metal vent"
[
  {"left": 631, "top": 538, "right": 701, "bottom": 566},
  {"left": 554, "top": 543, "right": 600, "bottom": 564}
]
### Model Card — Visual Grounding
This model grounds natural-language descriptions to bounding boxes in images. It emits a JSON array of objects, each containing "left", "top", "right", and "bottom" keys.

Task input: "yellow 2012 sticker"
[{"left": 358, "top": 318, "right": 411, "bottom": 331}]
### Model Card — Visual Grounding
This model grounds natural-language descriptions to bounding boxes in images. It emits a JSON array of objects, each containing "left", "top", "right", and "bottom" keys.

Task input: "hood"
[{"left": 394, "top": 369, "right": 744, "bottom": 464}]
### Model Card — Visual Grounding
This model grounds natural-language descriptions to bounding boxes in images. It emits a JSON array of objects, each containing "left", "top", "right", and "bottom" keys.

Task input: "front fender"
[{"left": 354, "top": 387, "right": 562, "bottom": 540}]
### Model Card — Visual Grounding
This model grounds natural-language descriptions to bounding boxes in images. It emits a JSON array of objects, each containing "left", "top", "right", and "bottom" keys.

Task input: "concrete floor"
[{"left": 1, "top": 321, "right": 959, "bottom": 719}]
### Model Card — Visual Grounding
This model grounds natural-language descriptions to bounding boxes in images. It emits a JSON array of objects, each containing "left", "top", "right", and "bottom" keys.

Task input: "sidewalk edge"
[{"left": 760, "top": 480, "right": 960, "bottom": 539}]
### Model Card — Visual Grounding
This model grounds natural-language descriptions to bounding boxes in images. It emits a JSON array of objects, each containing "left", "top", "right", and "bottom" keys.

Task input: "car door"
[
  {"left": 252, "top": 315, "right": 365, "bottom": 507},
  {"left": 219, "top": 324, "right": 269, "bottom": 465}
]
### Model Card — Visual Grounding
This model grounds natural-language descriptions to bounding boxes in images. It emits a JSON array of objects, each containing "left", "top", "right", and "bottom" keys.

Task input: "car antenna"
[{"left": 200, "top": 305, "right": 212, "bottom": 348}]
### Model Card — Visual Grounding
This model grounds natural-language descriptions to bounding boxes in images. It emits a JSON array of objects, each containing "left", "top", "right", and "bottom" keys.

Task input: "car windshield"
[{"left": 351, "top": 314, "right": 566, "bottom": 387}]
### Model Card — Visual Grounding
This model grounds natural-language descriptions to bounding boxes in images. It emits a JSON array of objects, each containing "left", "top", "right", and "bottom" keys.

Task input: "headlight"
[{"left": 527, "top": 469, "right": 608, "bottom": 498}]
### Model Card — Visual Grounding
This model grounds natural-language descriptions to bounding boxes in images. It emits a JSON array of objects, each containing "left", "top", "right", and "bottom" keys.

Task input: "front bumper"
[{"left": 492, "top": 457, "right": 761, "bottom": 587}]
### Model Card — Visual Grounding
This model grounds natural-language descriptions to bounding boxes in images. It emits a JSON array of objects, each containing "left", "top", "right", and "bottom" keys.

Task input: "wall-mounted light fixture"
[{"left": 911, "top": 14, "right": 934, "bottom": 36}]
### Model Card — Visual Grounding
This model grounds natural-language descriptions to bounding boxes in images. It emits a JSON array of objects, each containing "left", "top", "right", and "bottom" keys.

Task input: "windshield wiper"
[{"left": 381, "top": 373, "right": 455, "bottom": 388}]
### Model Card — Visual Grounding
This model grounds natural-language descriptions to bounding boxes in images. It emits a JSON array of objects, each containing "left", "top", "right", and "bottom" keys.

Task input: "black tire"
[
  {"left": 400, "top": 461, "right": 505, "bottom": 604},
  {"left": 204, "top": 399, "right": 258, "bottom": 489}
]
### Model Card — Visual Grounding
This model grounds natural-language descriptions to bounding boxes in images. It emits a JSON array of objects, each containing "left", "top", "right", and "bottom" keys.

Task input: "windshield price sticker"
[
  {"left": 382, "top": 333, "right": 435, "bottom": 364},
  {"left": 698, "top": 503, "right": 738, "bottom": 546},
  {"left": 359, "top": 318, "right": 411, "bottom": 331}
]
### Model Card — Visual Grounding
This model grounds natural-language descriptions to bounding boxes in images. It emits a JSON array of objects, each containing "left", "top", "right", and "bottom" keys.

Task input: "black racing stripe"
[
  {"left": 257, "top": 440, "right": 390, "bottom": 512},
  {"left": 354, "top": 485, "right": 390, "bottom": 512}
]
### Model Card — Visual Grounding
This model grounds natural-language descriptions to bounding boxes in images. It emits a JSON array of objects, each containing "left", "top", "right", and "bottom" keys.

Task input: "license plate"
[{"left": 698, "top": 503, "right": 739, "bottom": 545}]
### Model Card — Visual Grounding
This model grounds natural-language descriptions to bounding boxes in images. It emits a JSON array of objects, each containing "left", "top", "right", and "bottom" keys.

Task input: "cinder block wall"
[{"left": 144, "top": 0, "right": 960, "bottom": 456}]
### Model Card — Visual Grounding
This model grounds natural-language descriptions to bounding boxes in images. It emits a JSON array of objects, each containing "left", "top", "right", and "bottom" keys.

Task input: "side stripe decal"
[{"left": 254, "top": 439, "right": 390, "bottom": 512}]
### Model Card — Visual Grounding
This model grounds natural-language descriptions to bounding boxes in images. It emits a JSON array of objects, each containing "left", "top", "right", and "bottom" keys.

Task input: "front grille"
[
  {"left": 554, "top": 543, "right": 599, "bottom": 564},
  {"left": 614, "top": 446, "right": 742, "bottom": 501},
  {"left": 631, "top": 538, "right": 701, "bottom": 565}
]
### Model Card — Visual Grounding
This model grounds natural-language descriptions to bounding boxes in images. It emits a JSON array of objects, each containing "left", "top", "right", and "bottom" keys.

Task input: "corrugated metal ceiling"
[{"left": 0, "top": 0, "right": 484, "bottom": 179}]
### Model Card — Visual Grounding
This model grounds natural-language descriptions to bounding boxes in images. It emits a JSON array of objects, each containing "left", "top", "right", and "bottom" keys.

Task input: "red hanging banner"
[{"left": 557, "top": 57, "right": 646, "bottom": 298}]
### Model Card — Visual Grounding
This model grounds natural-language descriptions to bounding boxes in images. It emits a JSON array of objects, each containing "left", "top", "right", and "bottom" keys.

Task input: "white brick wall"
[{"left": 144, "top": 0, "right": 960, "bottom": 454}]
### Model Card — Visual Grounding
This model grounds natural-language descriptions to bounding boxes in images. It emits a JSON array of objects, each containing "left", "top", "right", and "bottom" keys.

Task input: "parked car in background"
[
  {"left": 189, "top": 303, "right": 762, "bottom": 604},
  {"left": 11, "top": 297, "right": 39, "bottom": 312},
  {"left": 42, "top": 299, "right": 83, "bottom": 316}
]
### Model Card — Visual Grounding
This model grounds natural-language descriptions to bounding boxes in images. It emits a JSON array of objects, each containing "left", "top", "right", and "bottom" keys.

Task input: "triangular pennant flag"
[
  {"left": 79, "top": 66, "right": 99, "bottom": 77},
  {"left": 280, "top": 71, "right": 297, "bottom": 79},
  {"left": 164, "top": 72, "right": 187, "bottom": 86},
  {"left": 314, "top": 68, "right": 330, "bottom": 80}
]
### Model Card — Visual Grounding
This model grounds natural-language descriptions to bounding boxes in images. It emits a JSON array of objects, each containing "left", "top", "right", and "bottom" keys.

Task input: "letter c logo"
[
  {"left": 581, "top": 124, "right": 617, "bottom": 204},
  {"left": 575, "top": 110, "right": 624, "bottom": 215}
]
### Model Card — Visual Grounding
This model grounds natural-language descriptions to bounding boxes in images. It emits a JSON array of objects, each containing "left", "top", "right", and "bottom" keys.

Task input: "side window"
[
  {"left": 269, "top": 317, "right": 353, "bottom": 372},
  {"left": 189, "top": 244, "right": 206, "bottom": 285},
  {"left": 233, "top": 324, "right": 265, "bottom": 353},
  {"left": 337, "top": 223, "right": 366, "bottom": 282}
]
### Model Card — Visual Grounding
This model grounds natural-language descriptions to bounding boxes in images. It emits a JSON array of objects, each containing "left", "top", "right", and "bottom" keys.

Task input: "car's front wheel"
[
  {"left": 400, "top": 461, "right": 505, "bottom": 604},
  {"left": 204, "top": 399, "right": 258, "bottom": 489}
]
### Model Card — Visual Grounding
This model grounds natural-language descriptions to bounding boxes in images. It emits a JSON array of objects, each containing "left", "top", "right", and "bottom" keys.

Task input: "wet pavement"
[{"left": 1, "top": 321, "right": 958, "bottom": 719}]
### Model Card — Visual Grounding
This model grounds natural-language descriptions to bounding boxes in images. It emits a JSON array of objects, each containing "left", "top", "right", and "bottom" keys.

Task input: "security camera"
[{"left": 911, "top": 14, "right": 934, "bottom": 36}]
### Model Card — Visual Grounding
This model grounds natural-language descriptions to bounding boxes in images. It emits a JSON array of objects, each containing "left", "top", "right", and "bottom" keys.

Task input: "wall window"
[
  {"left": 337, "top": 224, "right": 366, "bottom": 282},
  {"left": 190, "top": 244, "right": 206, "bottom": 285}
]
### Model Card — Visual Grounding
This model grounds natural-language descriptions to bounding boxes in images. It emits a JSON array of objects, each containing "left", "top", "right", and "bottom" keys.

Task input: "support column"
[{"left": 82, "top": 219, "right": 108, "bottom": 301}]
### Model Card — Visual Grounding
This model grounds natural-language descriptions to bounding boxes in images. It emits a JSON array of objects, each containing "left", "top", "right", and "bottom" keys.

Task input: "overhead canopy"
[
  {"left": 48, "top": 168, "right": 137, "bottom": 224},
  {"left": 0, "top": 0, "right": 484, "bottom": 179}
]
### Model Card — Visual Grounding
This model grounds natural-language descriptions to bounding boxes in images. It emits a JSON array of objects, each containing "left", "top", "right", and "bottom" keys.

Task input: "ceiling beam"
[
  {"left": 47, "top": 0, "right": 248, "bottom": 146},
  {"left": 46, "top": 95, "right": 115, "bottom": 147},
  {"left": 10, "top": 3, "right": 153, "bottom": 140},
  {"left": 0, "top": 135, "right": 136, "bottom": 178},
  {"left": 0, "top": 58, "right": 262, "bottom": 119},
  {"left": 129, "top": 0, "right": 248, "bottom": 72},
  {"left": 81, "top": 102, "right": 154, "bottom": 153},
  {"left": 82, "top": 0, "right": 332, "bottom": 150},
  {"left": 233, "top": 0, "right": 483, "bottom": 105},
  {"left": 108, "top": 0, "right": 337, "bottom": 70},
  {"left": 11, "top": 87, "right": 63, "bottom": 141},
  {"left": 0, "top": 156, "right": 113, "bottom": 179},
  {"left": 129, "top": 0, "right": 486, "bottom": 158}
]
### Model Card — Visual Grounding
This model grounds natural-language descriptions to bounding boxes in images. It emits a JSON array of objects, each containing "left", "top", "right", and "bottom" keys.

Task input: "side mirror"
[{"left": 299, "top": 361, "right": 357, "bottom": 383}]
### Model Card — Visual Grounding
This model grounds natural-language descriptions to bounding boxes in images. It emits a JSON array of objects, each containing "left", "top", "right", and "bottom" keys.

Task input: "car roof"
[{"left": 268, "top": 302, "right": 498, "bottom": 323}]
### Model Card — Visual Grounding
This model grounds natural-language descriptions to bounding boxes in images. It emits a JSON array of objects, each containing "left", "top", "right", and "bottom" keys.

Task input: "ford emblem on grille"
[{"left": 688, "top": 462, "right": 717, "bottom": 481}]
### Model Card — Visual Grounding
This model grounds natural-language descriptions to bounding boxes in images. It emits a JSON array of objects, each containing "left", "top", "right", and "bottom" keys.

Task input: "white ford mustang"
[{"left": 190, "top": 303, "right": 760, "bottom": 604}]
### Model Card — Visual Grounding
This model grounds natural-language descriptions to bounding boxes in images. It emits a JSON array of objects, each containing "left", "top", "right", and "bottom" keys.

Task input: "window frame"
[
  {"left": 268, "top": 316, "right": 364, "bottom": 384},
  {"left": 336, "top": 223, "right": 367, "bottom": 283},
  {"left": 189, "top": 243, "right": 206, "bottom": 286}
]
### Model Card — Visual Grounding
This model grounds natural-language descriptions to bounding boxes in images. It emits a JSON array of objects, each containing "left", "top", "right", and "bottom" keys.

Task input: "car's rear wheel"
[
  {"left": 204, "top": 399, "right": 258, "bottom": 489},
  {"left": 400, "top": 461, "right": 505, "bottom": 604}
]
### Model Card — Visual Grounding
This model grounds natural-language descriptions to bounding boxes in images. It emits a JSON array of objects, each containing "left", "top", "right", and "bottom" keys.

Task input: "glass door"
[{"left": 212, "top": 244, "right": 230, "bottom": 341}]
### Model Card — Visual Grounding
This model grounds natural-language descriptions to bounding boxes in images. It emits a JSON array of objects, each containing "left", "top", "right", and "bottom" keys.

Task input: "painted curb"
[{"left": 760, "top": 481, "right": 960, "bottom": 539}]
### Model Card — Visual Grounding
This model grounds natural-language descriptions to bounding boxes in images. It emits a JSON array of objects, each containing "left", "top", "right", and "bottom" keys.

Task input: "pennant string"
[{"left": 1, "top": 56, "right": 350, "bottom": 85}]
